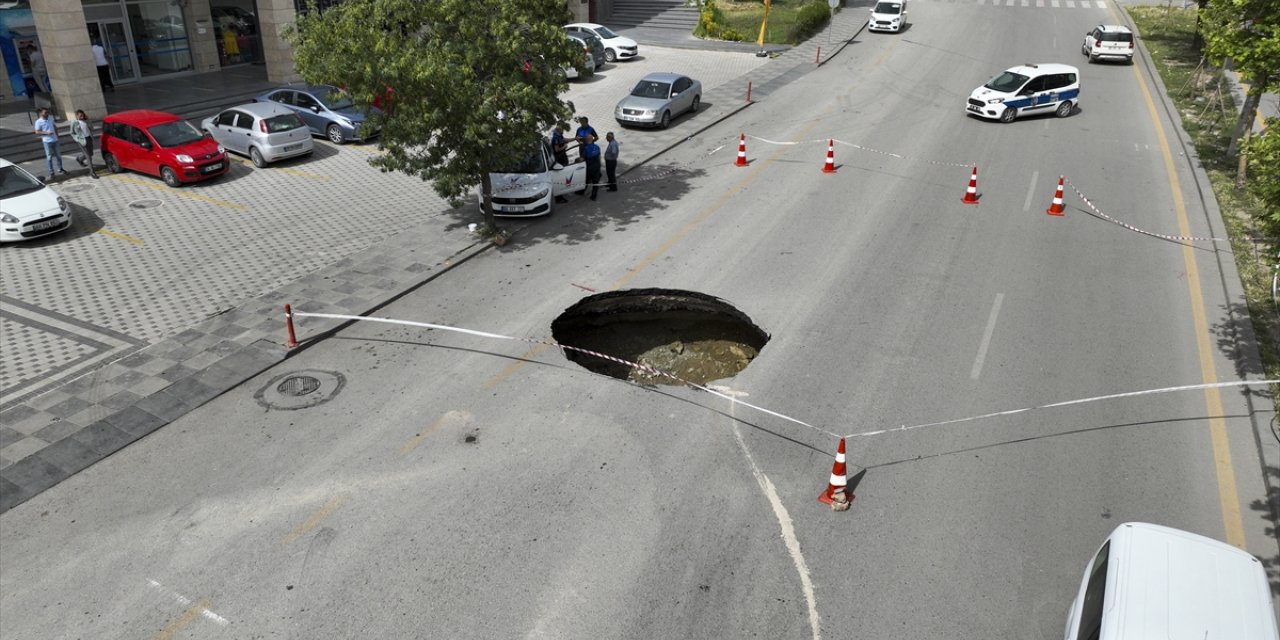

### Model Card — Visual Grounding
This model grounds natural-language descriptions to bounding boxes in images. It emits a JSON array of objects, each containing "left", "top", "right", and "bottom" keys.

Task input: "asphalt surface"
[{"left": 2, "top": 2, "right": 1278, "bottom": 638}]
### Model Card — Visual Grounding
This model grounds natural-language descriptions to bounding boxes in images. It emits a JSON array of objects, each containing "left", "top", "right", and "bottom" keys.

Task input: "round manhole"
[
  {"left": 550, "top": 289, "right": 769, "bottom": 386},
  {"left": 128, "top": 199, "right": 164, "bottom": 210},
  {"left": 256, "top": 370, "right": 345, "bottom": 410}
]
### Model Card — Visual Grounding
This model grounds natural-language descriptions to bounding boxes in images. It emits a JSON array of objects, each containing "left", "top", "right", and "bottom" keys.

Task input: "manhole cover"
[
  {"left": 256, "top": 370, "right": 345, "bottom": 410},
  {"left": 128, "top": 199, "right": 164, "bottom": 210},
  {"left": 61, "top": 184, "right": 95, "bottom": 193},
  {"left": 550, "top": 289, "right": 769, "bottom": 386}
]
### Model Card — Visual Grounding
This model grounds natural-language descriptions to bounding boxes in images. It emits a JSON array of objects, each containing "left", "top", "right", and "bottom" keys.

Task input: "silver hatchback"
[{"left": 201, "top": 102, "right": 314, "bottom": 167}]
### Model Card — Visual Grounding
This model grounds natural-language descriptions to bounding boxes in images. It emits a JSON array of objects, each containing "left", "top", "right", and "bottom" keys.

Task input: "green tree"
[
  {"left": 288, "top": 0, "right": 581, "bottom": 232},
  {"left": 1198, "top": 0, "right": 1280, "bottom": 171}
]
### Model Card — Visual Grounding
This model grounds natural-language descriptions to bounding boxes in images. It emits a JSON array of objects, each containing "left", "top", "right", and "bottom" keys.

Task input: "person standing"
[
  {"left": 33, "top": 107, "right": 66, "bottom": 178},
  {"left": 27, "top": 45, "right": 49, "bottom": 94},
  {"left": 70, "top": 110, "right": 98, "bottom": 179},
  {"left": 604, "top": 131, "right": 620, "bottom": 192},
  {"left": 550, "top": 122, "right": 570, "bottom": 167},
  {"left": 574, "top": 116, "right": 597, "bottom": 160},
  {"left": 91, "top": 39, "right": 113, "bottom": 91},
  {"left": 582, "top": 134, "right": 602, "bottom": 201}
]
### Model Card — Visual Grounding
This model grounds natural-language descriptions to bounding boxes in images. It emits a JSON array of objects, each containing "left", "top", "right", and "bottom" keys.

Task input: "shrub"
[
  {"left": 695, "top": 0, "right": 748, "bottom": 41},
  {"left": 788, "top": 1, "right": 832, "bottom": 42},
  {"left": 1246, "top": 118, "right": 1280, "bottom": 227}
]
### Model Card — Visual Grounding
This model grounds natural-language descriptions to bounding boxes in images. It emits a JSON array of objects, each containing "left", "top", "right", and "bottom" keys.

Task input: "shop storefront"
[{"left": 81, "top": 0, "right": 193, "bottom": 83}]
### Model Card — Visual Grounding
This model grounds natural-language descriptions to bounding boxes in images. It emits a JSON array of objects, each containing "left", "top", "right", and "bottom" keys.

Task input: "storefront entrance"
[
  {"left": 82, "top": 0, "right": 192, "bottom": 81},
  {"left": 90, "top": 20, "right": 139, "bottom": 85}
]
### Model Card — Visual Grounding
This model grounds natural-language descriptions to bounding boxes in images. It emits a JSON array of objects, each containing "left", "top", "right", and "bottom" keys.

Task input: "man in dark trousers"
[
  {"left": 574, "top": 117, "right": 597, "bottom": 161},
  {"left": 604, "top": 131, "right": 619, "bottom": 192},
  {"left": 581, "top": 134, "right": 602, "bottom": 201}
]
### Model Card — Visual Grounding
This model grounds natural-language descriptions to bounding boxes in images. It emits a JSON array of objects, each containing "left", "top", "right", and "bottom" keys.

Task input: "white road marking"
[
  {"left": 1024, "top": 170, "right": 1040, "bottom": 211},
  {"left": 147, "top": 579, "right": 230, "bottom": 626},
  {"left": 726, "top": 398, "right": 821, "bottom": 640},
  {"left": 1096, "top": 0, "right": 1106, "bottom": 7},
  {"left": 1066, "top": 0, "right": 1075, "bottom": 7},
  {"left": 971, "top": 293, "right": 1004, "bottom": 380}
]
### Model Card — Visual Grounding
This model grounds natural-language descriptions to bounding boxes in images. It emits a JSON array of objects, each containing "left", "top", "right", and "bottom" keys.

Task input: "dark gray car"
[
  {"left": 568, "top": 32, "right": 606, "bottom": 69},
  {"left": 255, "top": 84, "right": 380, "bottom": 144}
]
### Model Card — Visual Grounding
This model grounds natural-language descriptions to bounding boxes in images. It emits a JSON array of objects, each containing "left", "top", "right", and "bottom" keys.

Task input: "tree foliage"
[
  {"left": 1198, "top": 0, "right": 1280, "bottom": 158},
  {"left": 287, "top": 0, "right": 581, "bottom": 226},
  {"left": 1245, "top": 118, "right": 1280, "bottom": 220}
]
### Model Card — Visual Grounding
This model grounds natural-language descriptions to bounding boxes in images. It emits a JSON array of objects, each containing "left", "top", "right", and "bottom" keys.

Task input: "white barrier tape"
[
  {"left": 293, "top": 311, "right": 838, "bottom": 438},
  {"left": 831, "top": 138, "right": 974, "bottom": 169},
  {"left": 842, "top": 380, "right": 1279, "bottom": 439},
  {"left": 1065, "top": 178, "right": 1227, "bottom": 243},
  {"left": 745, "top": 135, "right": 829, "bottom": 146}
]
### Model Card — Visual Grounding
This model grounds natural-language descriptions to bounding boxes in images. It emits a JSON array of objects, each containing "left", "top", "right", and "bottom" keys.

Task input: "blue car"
[{"left": 255, "top": 84, "right": 380, "bottom": 144}]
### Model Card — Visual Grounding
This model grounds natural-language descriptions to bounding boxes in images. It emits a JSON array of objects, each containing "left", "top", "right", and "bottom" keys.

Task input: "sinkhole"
[{"left": 550, "top": 289, "right": 770, "bottom": 386}]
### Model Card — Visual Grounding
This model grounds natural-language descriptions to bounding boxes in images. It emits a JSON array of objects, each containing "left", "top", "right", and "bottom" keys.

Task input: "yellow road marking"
[
  {"left": 282, "top": 495, "right": 346, "bottom": 545},
  {"left": 399, "top": 410, "right": 472, "bottom": 455},
  {"left": 482, "top": 55, "right": 889, "bottom": 389},
  {"left": 108, "top": 174, "right": 247, "bottom": 210},
  {"left": 150, "top": 597, "right": 211, "bottom": 640},
  {"left": 87, "top": 226, "right": 144, "bottom": 244},
  {"left": 1132, "top": 49, "right": 1245, "bottom": 548},
  {"left": 228, "top": 156, "right": 330, "bottom": 180}
]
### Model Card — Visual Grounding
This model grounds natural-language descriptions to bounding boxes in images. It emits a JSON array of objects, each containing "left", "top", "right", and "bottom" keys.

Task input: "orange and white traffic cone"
[
  {"left": 1046, "top": 176, "right": 1066, "bottom": 216},
  {"left": 735, "top": 133, "right": 748, "bottom": 167},
  {"left": 961, "top": 166, "right": 979, "bottom": 204},
  {"left": 819, "top": 438, "right": 853, "bottom": 511},
  {"left": 822, "top": 139, "right": 837, "bottom": 174}
]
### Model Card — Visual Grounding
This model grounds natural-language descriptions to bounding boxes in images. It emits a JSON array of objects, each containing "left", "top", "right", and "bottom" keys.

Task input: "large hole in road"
[{"left": 550, "top": 289, "right": 769, "bottom": 386}]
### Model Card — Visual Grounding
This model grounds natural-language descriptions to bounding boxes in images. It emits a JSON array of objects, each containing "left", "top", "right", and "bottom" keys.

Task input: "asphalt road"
[{"left": 2, "top": 1, "right": 1277, "bottom": 638}]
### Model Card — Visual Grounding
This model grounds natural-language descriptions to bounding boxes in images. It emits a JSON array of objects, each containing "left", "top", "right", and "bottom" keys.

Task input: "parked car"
[
  {"left": 479, "top": 137, "right": 586, "bottom": 217},
  {"left": 255, "top": 84, "right": 380, "bottom": 144},
  {"left": 1082, "top": 24, "right": 1134, "bottom": 64},
  {"left": 565, "top": 34, "right": 599, "bottom": 79},
  {"left": 567, "top": 30, "right": 606, "bottom": 69},
  {"left": 614, "top": 72, "right": 702, "bottom": 129},
  {"left": 0, "top": 158, "right": 72, "bottom": 243},
  {"left": 868, "top": 0, "right": 907, "bottom": 33},
  {"left": 966, "top": 63, "right": 1079, "bottom": 122},
  {"left": 201, "top": 102, "right": 314, "bottom": 167},
  {"left": 565, "top": 23, "right": 638, "bottom": 62},
  {"left": 101, "top": 110, "right": 228, "bottom": 187}
]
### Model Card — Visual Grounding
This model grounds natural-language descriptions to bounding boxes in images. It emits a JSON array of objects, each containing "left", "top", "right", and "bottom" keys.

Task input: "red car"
[{"left": 101, "top": 110, "right": 228, "bottom": 187}]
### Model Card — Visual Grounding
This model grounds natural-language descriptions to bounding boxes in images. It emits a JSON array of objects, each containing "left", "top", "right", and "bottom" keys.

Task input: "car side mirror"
[
  {"left": 310, "top": 105, "right": 321, "bottom": 113},
  {"left": 37, "top": 175, "right": 47, "bottom": 184},
  {"left": 140, "top": 141, "right": 153, "bottom": 150}
]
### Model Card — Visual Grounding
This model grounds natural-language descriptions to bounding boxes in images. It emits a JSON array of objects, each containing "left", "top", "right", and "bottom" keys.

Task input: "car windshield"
[
  {"left": 0, "top": 165, "right": 45, "bottom": 198},
  {"left": 985, "top": 71, "right": 1029, "bottom": 93},
  {"left": 147, "top": 120, "right": 205, "bottom": 147},
  {"left": 631, "top": 80, "right": 672, "bottom": 99},
  {"left": 265, "top": 113, "right": 305, "bottom": 133},
  {"left": 593, "top": 25, "right": 618, "bottom": 39},
  {"left": 318, "top": 88, "right": 354, "bottom": 111},
  {"left": 496, "top": 148, "right": 546, "bottom": 174},
  {"left": 1100, "top": 32, "right": 1132, "bottom": 42},
  {"left": 874, "top": 2, "right": 902, "bottom": 13}
]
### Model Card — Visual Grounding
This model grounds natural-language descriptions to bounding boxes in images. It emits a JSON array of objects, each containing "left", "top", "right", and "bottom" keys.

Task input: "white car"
[
  {"left": 565, "top": 22, "right": 638, "bottom": 62},
  {"left": 0, "top": 158, "right": 72, "bottom": 243},
  {"left": 479, "top": 137, "right": 586, "bottom": 217},
  {"left": 868, "top": 1, "right": 906, "bottom": 33},
  {"left": 966, "top": 63, "right": 1080, "bottom": 122},
  {"left": 1082, "top": 24, "right": 1135, "bottom": 64}
]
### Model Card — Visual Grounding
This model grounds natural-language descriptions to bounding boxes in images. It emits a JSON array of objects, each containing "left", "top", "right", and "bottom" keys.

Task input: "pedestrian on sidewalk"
[
  {"left": 26, "top": 45, "right": 49, "bottom": 94},
  {"left": 604, "top": 131, "right": 619, "bottom": 192},
  {"left": 582, "top": 133, "right": 602, "bottom": 200},
  {"left": 91, "top": 38, "right": 114, "bottom": 91},
  {"left": 33, "top": 107, "right": 66, "bottom": 178},
  {"left": 70, "top": 110, "right": 98, "bottom": 179}
]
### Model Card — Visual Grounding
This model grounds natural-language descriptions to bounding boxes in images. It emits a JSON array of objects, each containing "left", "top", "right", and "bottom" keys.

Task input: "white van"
[
  {"left": 966, "top": 63, "right": 1080, "bottom": 123},
  {"left": 480, "top": 137, "right": 587, "bottom": 217},
  {"left": 1064, "top": 522, "right": 1279, "bottom": 640}
]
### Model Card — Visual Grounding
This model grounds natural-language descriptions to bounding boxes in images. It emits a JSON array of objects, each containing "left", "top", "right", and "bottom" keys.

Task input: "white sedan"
[
  {"left": 565, "top": 22, "right": 638, "bottom": 62},
  {"left": 0, "top": 158, "right": 72, "bottom": 243}
]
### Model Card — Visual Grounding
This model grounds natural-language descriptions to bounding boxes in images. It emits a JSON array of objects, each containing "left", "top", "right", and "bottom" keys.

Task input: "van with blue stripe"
[{"left": 967, "top": 63, "right": 1080, "bottom": 123}]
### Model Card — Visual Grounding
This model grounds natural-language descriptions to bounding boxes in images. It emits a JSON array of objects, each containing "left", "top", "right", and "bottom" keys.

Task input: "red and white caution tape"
[{"left": 1065, "top": 178, "right": 1227, "bottom": 243}]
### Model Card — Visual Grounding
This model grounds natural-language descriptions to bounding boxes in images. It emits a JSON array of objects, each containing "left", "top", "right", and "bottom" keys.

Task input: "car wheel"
[
  {"left": 1087, "top": 53, "right": 1097, "bottom": 64},
  {"left": 249, "top": 147, "right": 267, "bottom": 168},
  {"left": 327, "top": 124, "right": 345, "bottom": 145},
  {"left": 999, "top": 107, "right": 1016, "bottom": 123},
  {"left": 160, "top": 166, "right": 181, "bottom": 187},
  {"left": 104, "top": 153, "right": 120, "bottom": 174},
  {"left": 1082, "top": 43, "right": 1089, "bottom": 56},
  {"left": 690, "top": 95, "right": 700, "bottom": 113},
  {"left": 1055, "top": 100, "right": 1073, "bottom": 118},
  {"left": 659, "top": 111, "right": 671, "bottom": 129},
  {"left": 605, "top": 49, "right": 616, "bottom": 63}
]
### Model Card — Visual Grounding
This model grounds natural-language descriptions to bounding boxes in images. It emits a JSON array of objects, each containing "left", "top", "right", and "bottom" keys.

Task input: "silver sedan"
[
  {"left": 614, "top": 72, "right": 702, "bottom": 129},
  {"left": 201, "top": 102, "right": 314, "bottom": 167}
]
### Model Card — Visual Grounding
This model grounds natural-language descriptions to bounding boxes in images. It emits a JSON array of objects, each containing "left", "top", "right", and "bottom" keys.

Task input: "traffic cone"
[
  {"left": 735, "top": 133, "right": 748, "bottom": 167},
  {"left": 822, "top": 139, "right": 837, "bottom": 174},
  {"left": 961, "top": 166, "right": 979, "bottom": 204},
  {"left": 818, "top": 438, "right": 853, "bottom": 511},
  {"left": 1046, "top": 176, "right": 1066, "bottom": 216}
]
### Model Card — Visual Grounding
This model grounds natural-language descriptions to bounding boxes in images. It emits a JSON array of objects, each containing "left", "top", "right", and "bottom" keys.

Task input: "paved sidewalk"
[{"left": 0, "top": 10, "right": 870, "bottom": 514}]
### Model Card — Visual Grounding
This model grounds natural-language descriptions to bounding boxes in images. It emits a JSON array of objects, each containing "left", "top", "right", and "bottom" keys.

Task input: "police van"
[
  {"left": 1063, "top": 522, "right": 1278, "bottom": 640},
  {"left": 966, "top": 63, "right": 1080, "bottom": 123},
  {"left": 480, "top": 137, "right": 587, "bottom": 218}
]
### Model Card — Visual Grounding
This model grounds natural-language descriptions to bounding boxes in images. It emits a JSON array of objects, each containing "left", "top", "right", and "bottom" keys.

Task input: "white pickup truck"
[{"left": 481, "top": 137, "right": 587, "bottom": 217}]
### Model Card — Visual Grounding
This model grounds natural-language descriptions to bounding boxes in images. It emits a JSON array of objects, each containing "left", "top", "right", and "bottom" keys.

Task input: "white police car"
[{"left": 966, "top": 63, "right": 1080, "bottom": 123}]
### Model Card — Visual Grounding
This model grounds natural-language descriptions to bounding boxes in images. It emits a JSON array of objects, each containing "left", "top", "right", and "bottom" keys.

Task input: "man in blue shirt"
[
  {"left": 33, "top": 107, "right": 66, "bottom": 178},
  {"left": 574, "top": 117, "right": 597, "bottom": 161},
  {"left": 581, "top": 134, "right": 602, "bottom": 201}
]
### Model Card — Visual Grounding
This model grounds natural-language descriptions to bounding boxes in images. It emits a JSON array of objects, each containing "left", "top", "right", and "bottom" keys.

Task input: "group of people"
[
  {"left": 551, "top": 116, "right": 620, "bottom": 201},
  {"left": 33, "top": 108, "right": 99, "bottom": 180}
]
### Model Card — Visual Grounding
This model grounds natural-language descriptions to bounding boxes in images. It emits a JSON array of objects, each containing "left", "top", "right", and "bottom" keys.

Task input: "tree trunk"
[
  {"left": 1191, "top": 0, "right": 1207, "bottom": 52},
  {"left": 1227, "top": 87, "right": 1261, "bottom": 161},
  {"left": 480, "top": 171, "right": 497, "bottom": 232}
]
